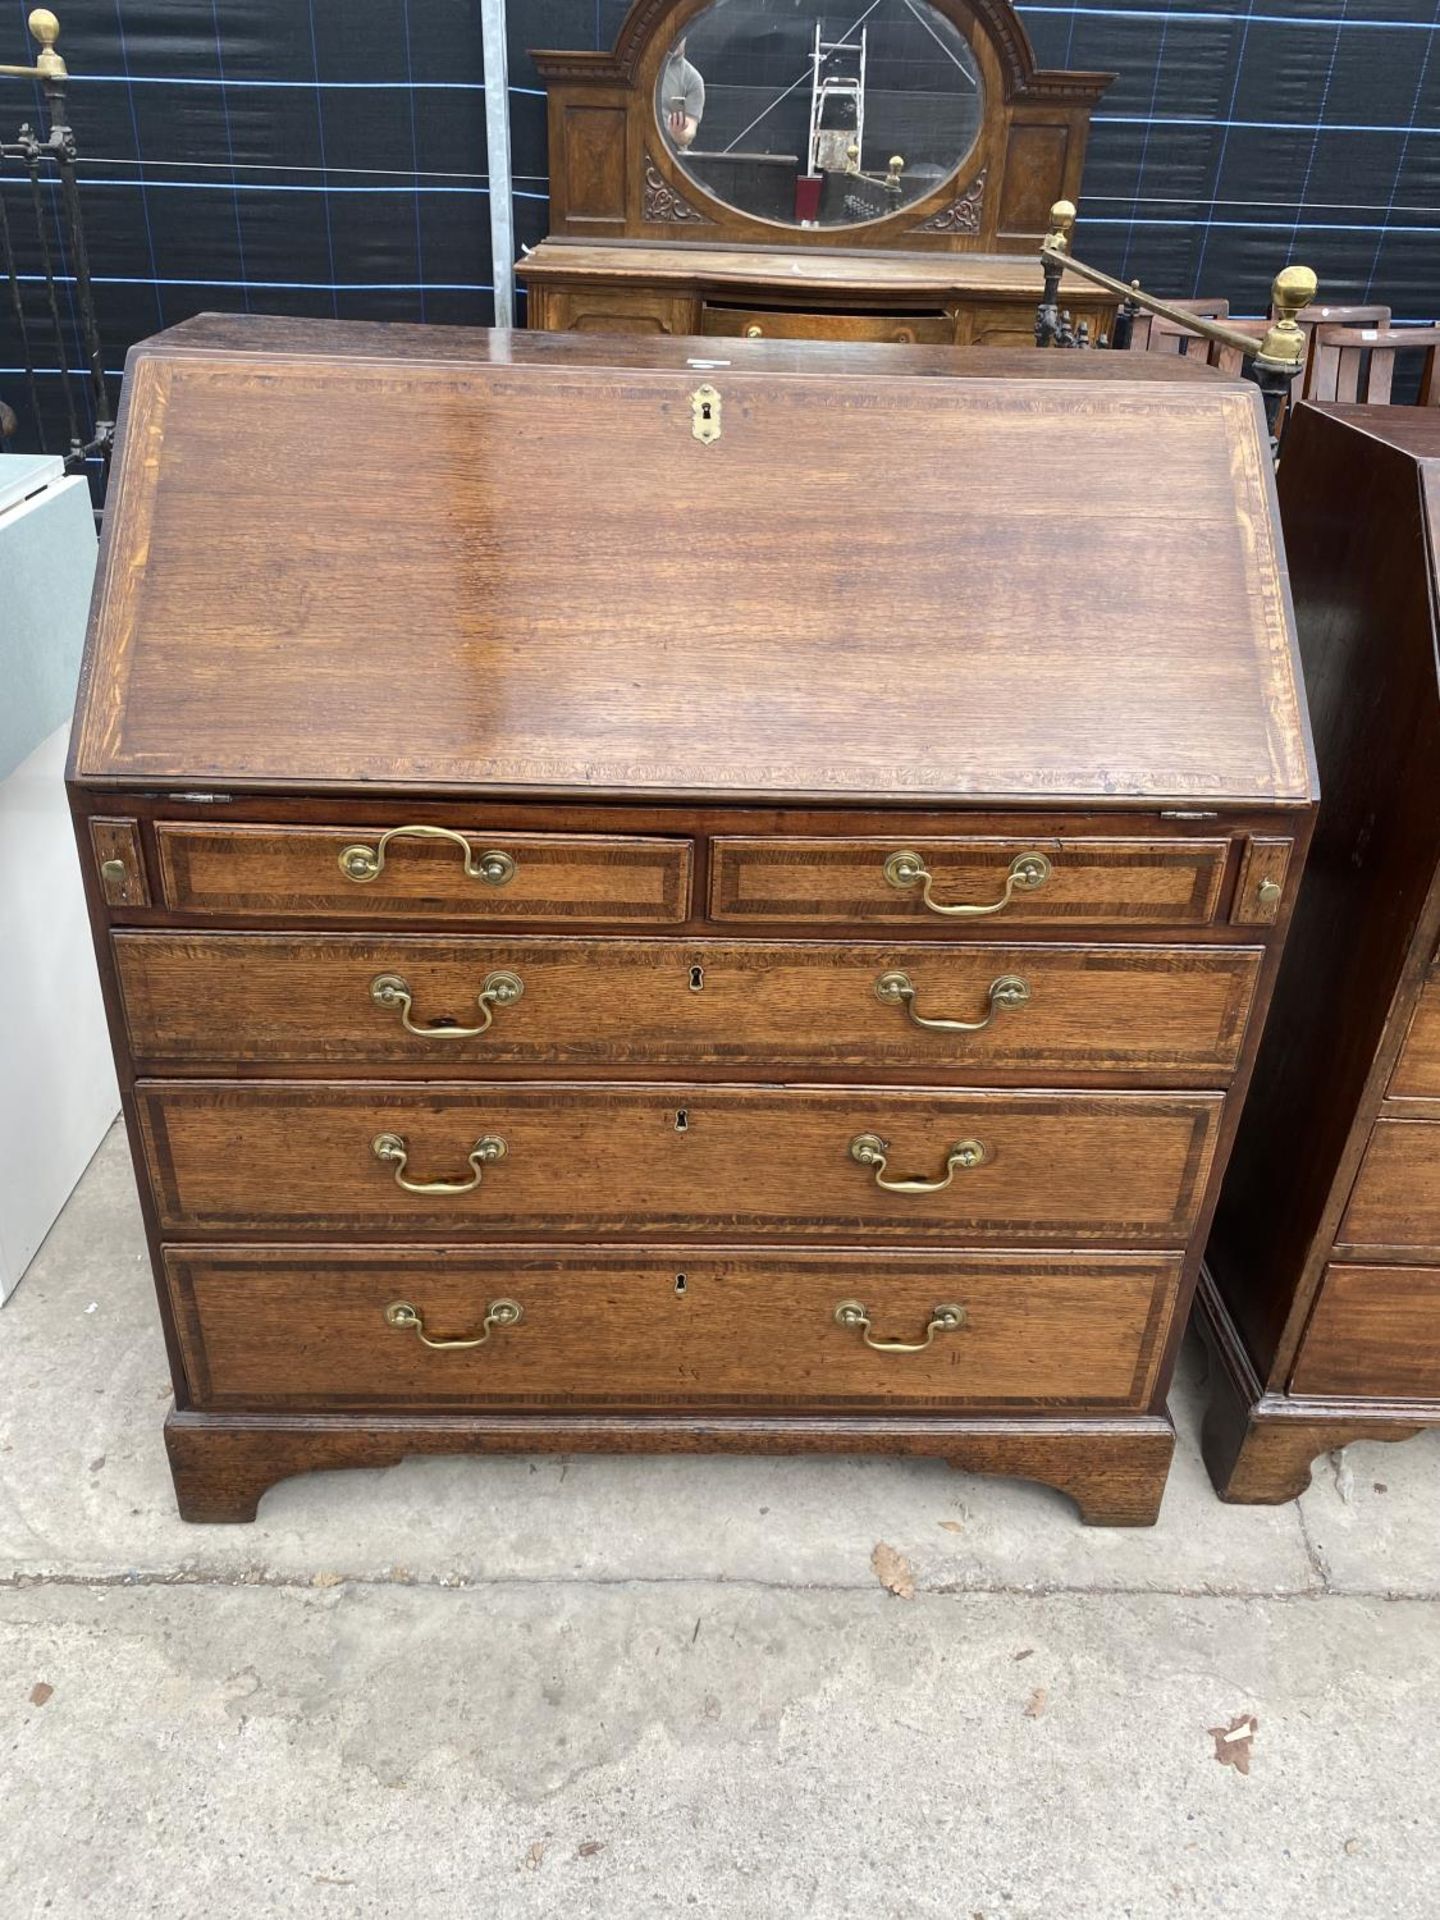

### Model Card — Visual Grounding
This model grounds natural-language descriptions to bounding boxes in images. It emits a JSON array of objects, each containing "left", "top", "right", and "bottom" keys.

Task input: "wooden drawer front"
[
  {"left": 710, "top": 837, "right": 1230, "bottom": 929},
  {"left": 153, "top": 824, "right": 692, "bottom": 924},
  {"left": 1291, "top": 1265, "right": 1440, "bottom": 1402},
  {"left": 166, "top": 1245, "right": 1183, "bottom": 1412},
  {"left": 1338, "top": 1116, "right": 1440, "bottom": 1253},
  {"left": 114, "top": 934, "right": 1262, "bottom": 1079},
  {"left": 135, "top": 1082, "right": 1223, "bottom": 1243},
  {"left": 701, "top": 305, "right": 954, "bottom": 346},
  {"left": 1389, "top": 975, "right": 1440, "bottom": 1097}
]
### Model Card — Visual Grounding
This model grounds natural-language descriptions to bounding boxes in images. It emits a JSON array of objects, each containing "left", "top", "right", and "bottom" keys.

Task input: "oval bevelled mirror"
[{"left": 654, "top": 0, "right": 984, "bottom": 228}]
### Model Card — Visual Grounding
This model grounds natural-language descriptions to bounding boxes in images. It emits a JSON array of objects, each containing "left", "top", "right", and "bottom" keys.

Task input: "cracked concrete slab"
[
  {"left": 3, "top": 1581, "right": 1437, "bottom": 1919},
  {"left": 1297, "top": 1431, "right": 1440, "bottom": 1598}
]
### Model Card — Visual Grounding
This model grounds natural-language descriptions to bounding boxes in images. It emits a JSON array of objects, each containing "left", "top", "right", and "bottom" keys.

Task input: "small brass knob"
[
  {"left": 1257, "top": 878, "right": 1282, "bottom": 905},
  {"left": 745, "top": 324, "right": 763, "bottom": 339},
  {"left": 29, "top": 9, "right": 59, "bottom": 49},
  {"left": 100, "top": 858, "right": 127, "bottom": 884}
]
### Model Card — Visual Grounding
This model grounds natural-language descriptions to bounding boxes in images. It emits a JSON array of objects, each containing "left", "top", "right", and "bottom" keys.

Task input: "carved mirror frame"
[{"left": 532, "top": 0, "right": 1112, "bottom": 252}]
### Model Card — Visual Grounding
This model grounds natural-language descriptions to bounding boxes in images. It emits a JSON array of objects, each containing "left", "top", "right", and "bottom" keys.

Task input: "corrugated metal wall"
[{"left": 2, "top": 0, "right": 1437, "bottom": 459}]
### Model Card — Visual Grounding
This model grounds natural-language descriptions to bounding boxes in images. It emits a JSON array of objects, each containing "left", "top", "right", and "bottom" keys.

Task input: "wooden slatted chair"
[
  {"left": 1305, "top": 323, "right": 1440, "bottom": 405},
  {"left": 1283, "top": 305, "right": 1391, "bottom": 412}
]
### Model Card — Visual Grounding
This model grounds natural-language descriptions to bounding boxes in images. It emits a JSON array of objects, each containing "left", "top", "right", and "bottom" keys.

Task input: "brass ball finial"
[
  {"left": 1045, "top": 199, "right": 1077, "bottom": 254},
  {"left": 1257, "top": 264, "right": 1319, "bottom": 370},
  {"left": 27, "top": 9, "right": 66, "bottom": 78},
  {"left": 1271, "top": 263, "right": 1318, "bottom": 323}
]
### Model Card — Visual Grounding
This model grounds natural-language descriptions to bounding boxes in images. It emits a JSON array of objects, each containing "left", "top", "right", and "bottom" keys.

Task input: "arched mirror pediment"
[{"left": 529, "top": 0, "right": 1112, "bottom": 260}]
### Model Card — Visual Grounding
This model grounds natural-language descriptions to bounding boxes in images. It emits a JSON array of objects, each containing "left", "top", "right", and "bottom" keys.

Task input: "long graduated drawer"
[
  {"left": 165, "top": 1246, "right": 1184, "bottom": 1412},
  {"left": 134, "top": 1082, "right": 1223, "bottom": 1244},
  {"left": 113, "top": 933, "right": 1262, "bottom": 1081}
]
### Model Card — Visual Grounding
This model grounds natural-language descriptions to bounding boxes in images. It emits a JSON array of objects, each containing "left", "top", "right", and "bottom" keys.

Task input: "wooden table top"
[{"left": 514, "top": 239, "right": 1119, "bottom": 300}]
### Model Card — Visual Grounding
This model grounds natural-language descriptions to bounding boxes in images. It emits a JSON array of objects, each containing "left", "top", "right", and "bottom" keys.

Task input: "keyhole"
[
  {"left": 689, "top": 964, "right": 705, "bottom": 992},
  {"left": 674, "top": 1272, "right": 688, "bottom": 1296},
  {"left": 674, "top": 1109, "right": 689, "bottom": 1132},
  {"left": 701, "top": 401, "right": 713, "bottom": 421}
]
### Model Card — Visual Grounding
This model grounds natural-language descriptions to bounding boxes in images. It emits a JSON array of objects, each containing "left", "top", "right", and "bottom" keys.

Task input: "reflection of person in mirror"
[{"left": 661, "top": 38, "right": 705, "bottom": 148}]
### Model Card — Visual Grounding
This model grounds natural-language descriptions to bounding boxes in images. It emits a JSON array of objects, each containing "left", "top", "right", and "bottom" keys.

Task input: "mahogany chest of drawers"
[
  {"left": 70, "top": 314, "right": 1313, "bottom": 1525},
  {"left": 1202, "top": 404, "right": 1440, "bottom": 1501}
]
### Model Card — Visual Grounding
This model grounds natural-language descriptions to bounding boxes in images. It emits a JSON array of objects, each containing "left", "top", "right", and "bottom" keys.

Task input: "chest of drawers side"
[{"left": 1199, "top": 405, "right": 1440, "bottom": 1503}]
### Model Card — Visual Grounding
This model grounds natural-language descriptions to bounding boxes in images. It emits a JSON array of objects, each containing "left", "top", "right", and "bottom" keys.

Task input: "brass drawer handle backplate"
[
  {"left": 833, "top": 1298, "right": 966, "bottom": 1353},
  {"left": 370, "top": 969, "right": 524, "bottom": 1039},
  {"left": 848, "top": 1131, "right": 988, "bottom": 1193},
  {"left": 339, "top": 824, "right": 517, "bottom": 887},
  {"left": 875, "top": 969, "right": 1030, "bottom": 1033},
  {"left": 385, "top": 1297, "right": 523, "bottom": 1351},
  {"left": 371, "top": 1130, "right": 507, "bottom": 1195},
  {"left": 883, "top": 849, "right": 1051, "bottom": 918}
]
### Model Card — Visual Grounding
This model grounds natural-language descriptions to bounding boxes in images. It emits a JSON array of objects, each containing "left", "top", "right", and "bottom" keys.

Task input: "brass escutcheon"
[{"left": 691, "top": 383, "right": 722, "bottom": 444}]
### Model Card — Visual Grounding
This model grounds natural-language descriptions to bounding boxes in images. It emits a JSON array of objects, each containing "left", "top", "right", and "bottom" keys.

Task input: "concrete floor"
[{"left": 2, "top": 1126, "right": 1438, "bottom": 1918}]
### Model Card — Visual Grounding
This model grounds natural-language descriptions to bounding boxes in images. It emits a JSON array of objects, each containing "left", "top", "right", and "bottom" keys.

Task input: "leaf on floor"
[
  {"left": 871, "top": 1541, "right": 916, "bottom": 1600},
  {"left": 1023, "top": 1686, "right": 1048, "bottom": 1719},
  {"left": 1209, "top": 1715, "right": 1258, "bottom": 1773},
  {"left": 311, "top": 1571, "right": 344, "bottom": 1588},
  {"left": 577, "top": 1841, "right": 605, "bottom": 1859},
  {"left": 523, "top": 1841, "right": 546, "bottom": 1871},
  {"left": 1012, "top": 1648, "right": 1034, "bottom": 1662},
  {"left": 937, "top": 1520, "right": 964, "bottom": 1534},
  {"left": 29, "top": 1682, "right": 54, "bottom": 1707}
]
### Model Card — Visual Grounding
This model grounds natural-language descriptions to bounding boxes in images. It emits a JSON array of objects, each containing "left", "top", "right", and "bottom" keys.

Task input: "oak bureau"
[{"left": 69, "top": 314, "right": 1313, "bottom": 1525}]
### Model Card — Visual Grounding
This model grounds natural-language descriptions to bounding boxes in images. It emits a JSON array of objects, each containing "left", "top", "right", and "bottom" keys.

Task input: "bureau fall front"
[{"left": 69, "top": 315, "right": 1314, "bottom": 1525}]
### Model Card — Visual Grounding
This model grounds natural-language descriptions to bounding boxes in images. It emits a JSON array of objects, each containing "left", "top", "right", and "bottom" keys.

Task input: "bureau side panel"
[{"left": 1208, "top": 408, "right": 1440, "bottom": 1384}]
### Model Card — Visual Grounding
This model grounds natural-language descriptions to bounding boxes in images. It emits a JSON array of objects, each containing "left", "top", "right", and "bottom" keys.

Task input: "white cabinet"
[{"left": 0, "top": 457, "right": 118, "bottom": 1300}]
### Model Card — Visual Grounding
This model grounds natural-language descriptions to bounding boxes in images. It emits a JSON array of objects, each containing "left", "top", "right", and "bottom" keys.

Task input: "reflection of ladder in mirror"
[{"left": 808, "top": 21, "right": 867, "bottom": 174}]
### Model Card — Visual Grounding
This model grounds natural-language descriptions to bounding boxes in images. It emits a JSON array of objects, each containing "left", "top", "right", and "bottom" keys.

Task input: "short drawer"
[
  {"left": 1337, "top": 1115, "right": 1440, "bottom": 1253},
  {"left": 165, "top": 1245, "right": 1183, "bottom": 1412},
  {"left": 701, "top": 305, "right": 954, "bottom": 346},
  {"left": 1291, "top": 1264, "right": 1440, "bottom": 1401},
  {"left": 152, "top": 823, "right": 692, "bottom": 924},
  {"left": 134, "top": 1082, "right": 1223, "bottom": 1244},
  {"left": 113, "top": 933, "right": 1262, "bottom": 1080},
  {"left": 1389, "top": 973, "right": 1440, "bottom": 1097},
  {"left": 709, "top": 836, "right": 1230, "bottom": 929}
]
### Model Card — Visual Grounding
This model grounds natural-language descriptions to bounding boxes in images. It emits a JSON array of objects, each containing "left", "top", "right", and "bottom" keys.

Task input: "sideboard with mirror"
[{"left": 518, "top": 0, "right": 1117, "bottom": 347}]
